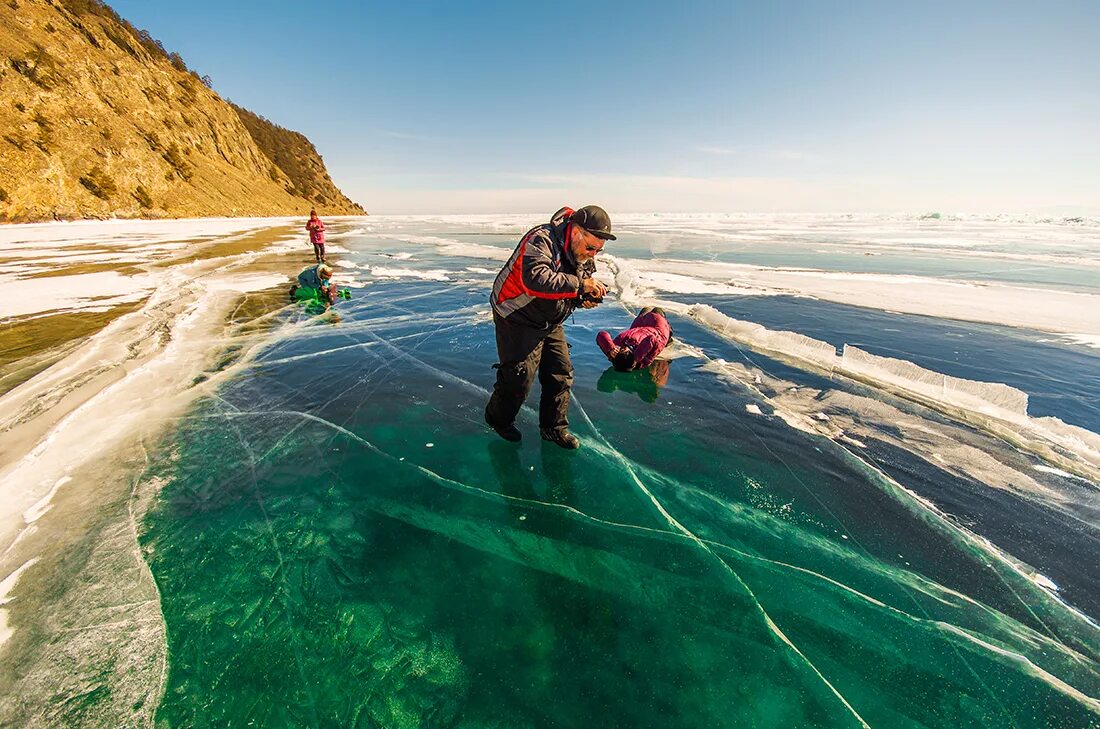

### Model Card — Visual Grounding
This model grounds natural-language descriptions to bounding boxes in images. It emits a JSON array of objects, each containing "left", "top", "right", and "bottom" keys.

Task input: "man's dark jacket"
[{"left": 490, "top": 208, "right": 596, "bottom": 328}]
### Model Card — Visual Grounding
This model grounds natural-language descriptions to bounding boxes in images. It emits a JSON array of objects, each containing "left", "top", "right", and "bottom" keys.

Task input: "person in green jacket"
[{"left": 291, "top": 263, "right": 337, "bottom": 305}]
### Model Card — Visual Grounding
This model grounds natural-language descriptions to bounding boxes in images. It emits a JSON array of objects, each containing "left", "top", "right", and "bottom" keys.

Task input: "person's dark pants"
[
  {"left": 486, "top": 313, "right": 573, "bottom": 432},
  {"left": 313, "top": 242, "right": 325, "bottom": 261}
]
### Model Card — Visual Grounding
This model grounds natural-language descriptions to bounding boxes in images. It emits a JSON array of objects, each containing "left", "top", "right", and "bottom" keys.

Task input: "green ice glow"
[{"left": 137, "top": 281, "right": 1100, "bottom": 728}]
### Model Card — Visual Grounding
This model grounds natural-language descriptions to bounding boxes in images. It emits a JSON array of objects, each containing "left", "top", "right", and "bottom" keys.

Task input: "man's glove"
[{"left": 579, "top": 277, "right": 607, "bottom": 305}]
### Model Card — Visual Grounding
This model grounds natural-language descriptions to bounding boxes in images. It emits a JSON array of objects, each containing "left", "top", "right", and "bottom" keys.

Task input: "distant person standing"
[
  {"left": 306, "top": 209, "right": 326, "bottom": 262},
  {"left": 485, "top": 205, "right": 613, "bottom": 449}
]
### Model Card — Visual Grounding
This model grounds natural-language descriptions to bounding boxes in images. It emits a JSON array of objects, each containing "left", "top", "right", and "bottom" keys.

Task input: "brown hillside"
[
  {"left": 0, "top": 0, "right": 365, "bottom": 222},
  {"left": 231, "top": 104, "right": 361, "bottom": 214}
]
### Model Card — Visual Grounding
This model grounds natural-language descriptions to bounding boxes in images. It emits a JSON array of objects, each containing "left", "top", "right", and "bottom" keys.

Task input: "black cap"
[{"left": 570, "top": 205, "right": 616, "bottom": 240}]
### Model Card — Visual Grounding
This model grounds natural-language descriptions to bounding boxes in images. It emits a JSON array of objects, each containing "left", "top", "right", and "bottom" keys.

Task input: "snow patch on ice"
[
  {"left": 0, "top": 216, "right": 290, "bottom": 250},
  {"left": 202, "top": 274, "right": 288, "bottom": 294},
  {"left": 368, "top": 266, "right": 451, "bottom": 281},
  {"left": 634, "top": 271, "right": 778, "bottom": 297},
  {"left": 326, "top": 227, "right": 365, "bottom": 239},
  {"left": 22, "top": 476, "right": 71, "bottom": 524},
  {"left": 611, "top": 256, "right": 1100, "bottom": 342},
  {"left": 1059, "top": 334, "right": 1100, "bottom": 349},
  {"left": 1032, "top": 573, "right": 1060, "bottom": 592},
  {"left": 1033, "top": 465, "right": 1094, "bottom": 484},
  {"left": 0, "top": 272, "right": 154, "bottom": 319},
  {"left": 404, "top": 236, "right": 511, "bottom": 262},
  {"left": 0, "top": 558, "right": 39, "bottom": 647}
]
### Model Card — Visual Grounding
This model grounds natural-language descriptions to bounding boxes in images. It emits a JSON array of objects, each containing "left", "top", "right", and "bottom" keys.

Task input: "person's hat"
[
  {"left": 318, "top": 264, "right": 333, "bottom": 276},
  {"left": 570, "top": 205, "right": 616, "bottom": 241}
]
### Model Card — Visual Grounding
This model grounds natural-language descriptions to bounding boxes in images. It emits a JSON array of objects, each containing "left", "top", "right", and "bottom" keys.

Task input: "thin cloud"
[
  {"left": 382, "top": 130, "right": 436, "bottom": 141},
  {"left": 695, "top": 145, "right": 739, "bottom": 156},
  {"left": 694, "top": 145, "right": 818, "bottom": 162},
  {"left": 769, "top": 148, "right": 816, "bottom": 162}
]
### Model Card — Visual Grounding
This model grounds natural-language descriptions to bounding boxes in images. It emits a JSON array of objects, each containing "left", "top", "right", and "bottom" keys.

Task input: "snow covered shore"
[{"left": 0, "top": 217, "right": 320, "bottom": 694}]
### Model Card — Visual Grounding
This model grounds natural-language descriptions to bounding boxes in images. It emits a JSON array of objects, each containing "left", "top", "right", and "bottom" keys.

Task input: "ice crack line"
[
  {"left": 222, "top": 403, "right": 1099, "bottom": 717},
  {"left": 607, "top": 292, "right": 1023, "bottom": 726},
  {"left": 568, "top": 395, "right": 871, "bottom": 727},
  {"left": 222, "top": 406, "right": 322, "bottom": 728}
]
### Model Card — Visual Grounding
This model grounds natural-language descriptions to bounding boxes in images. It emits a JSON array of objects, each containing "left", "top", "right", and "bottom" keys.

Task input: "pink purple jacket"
[
  {"left": 596, "top": 311, "right": 672, "bottom": 369},
  {"left": 306, "top": 217, "right": 325, "bottom": 244}
]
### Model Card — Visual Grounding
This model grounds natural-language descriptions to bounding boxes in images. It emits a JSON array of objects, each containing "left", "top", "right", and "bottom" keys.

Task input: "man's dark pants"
[{"left": 486, "top": 313, "right": 572, "bottom": 432}]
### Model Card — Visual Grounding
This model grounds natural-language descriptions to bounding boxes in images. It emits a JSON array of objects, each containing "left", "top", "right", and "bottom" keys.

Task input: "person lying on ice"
[
  {"left": 596, "top": 306, "right": 673, "bottom": 372},
  {"left": 291, "top": 262, "right": 338, "bottom": 305}
]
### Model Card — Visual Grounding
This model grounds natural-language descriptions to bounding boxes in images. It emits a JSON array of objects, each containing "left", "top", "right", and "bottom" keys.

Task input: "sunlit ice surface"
[{"left": 2, "top": 214, "right": 1099, "bottom": 727}]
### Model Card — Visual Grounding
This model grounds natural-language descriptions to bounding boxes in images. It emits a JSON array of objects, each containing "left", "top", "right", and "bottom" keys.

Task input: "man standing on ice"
[{"left": 485, "top": 205, "right": 613, "bottom": 449}]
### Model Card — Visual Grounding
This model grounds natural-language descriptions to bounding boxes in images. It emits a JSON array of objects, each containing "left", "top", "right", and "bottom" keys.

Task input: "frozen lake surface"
[{"left": 1, "top": 214, "right": 1098, "bottom": 726}]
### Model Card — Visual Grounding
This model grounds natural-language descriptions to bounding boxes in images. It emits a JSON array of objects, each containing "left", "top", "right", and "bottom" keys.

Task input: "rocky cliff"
[{"left": 0, "top": 0, "right": 365, "bottom": 222}]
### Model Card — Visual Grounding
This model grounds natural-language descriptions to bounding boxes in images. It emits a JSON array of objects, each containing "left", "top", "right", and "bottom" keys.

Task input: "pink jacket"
[
  {"left": 596, "top": 311, "right": 672, "bottom": 369},
  {"left": 306, "top": 217, "right": 325, "bottom": 244}
]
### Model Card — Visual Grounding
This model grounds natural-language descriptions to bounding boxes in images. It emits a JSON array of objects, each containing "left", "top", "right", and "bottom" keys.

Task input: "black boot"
[
  {"left": 540, "top": 427, "right": 580, "bottom": 450},
  {"left": 485, "top": 407, "right": 521, "bottom": 442}
]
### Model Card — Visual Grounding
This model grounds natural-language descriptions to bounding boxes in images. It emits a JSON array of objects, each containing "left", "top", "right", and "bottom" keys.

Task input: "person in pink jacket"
[
  {"left": 596, "top": 307, "right": 673, "bottom": 371},
  {"left": 305, "top": 209, "right": 326, "bottom": 262}
]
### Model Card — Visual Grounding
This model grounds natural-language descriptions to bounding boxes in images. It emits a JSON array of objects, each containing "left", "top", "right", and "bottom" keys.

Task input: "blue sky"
[{"left": 108, "top": 1, "right": 1099, "bottom": 213}]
